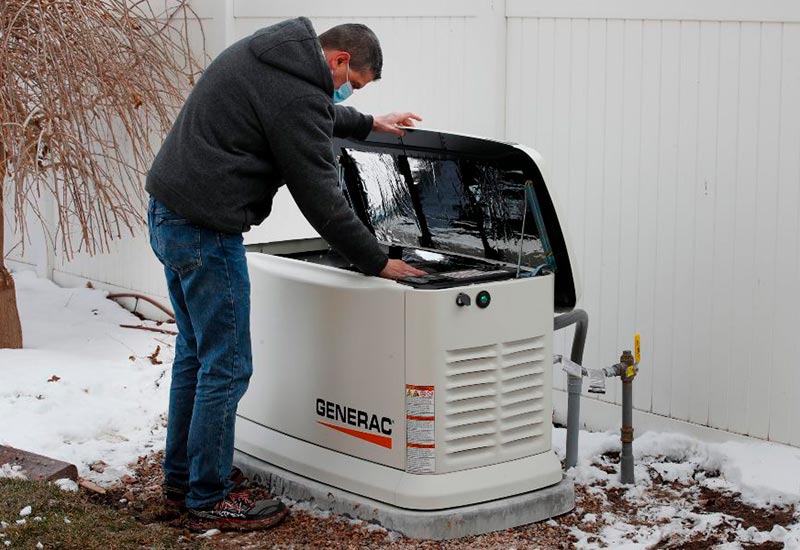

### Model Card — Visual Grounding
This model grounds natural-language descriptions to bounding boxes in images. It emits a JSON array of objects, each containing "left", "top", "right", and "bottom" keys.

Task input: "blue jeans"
[{"left": 147, "top": 196, "right": 252, "bottom": 509}]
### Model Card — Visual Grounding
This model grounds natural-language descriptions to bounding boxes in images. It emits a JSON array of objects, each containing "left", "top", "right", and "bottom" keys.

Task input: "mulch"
[{"left": 83, "top": 450, "right": 797, "bottom": 549}]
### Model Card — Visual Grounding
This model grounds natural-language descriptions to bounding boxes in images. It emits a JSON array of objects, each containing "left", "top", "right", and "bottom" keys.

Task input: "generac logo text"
[{"left": 315, "top": 398, "right": 393, "bottom": 436}]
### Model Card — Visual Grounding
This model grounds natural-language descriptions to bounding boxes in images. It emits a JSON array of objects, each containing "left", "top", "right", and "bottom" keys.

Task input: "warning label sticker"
[
  {"left": 407, "top": 445, "right": 435, "bottom": 474},
  {"left": 405, "top": 385, "right": 435, "bottom": 474}
]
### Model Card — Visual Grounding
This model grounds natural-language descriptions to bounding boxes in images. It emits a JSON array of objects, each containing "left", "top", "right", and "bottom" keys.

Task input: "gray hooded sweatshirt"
[{"left": 146, "top": 17, "right": 388, "bottom": 276}]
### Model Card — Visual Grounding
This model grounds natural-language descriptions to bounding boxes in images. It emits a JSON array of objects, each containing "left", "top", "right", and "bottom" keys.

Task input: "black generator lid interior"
[{"left": 332, "top": 128, "right": 577, "bottom": 310}]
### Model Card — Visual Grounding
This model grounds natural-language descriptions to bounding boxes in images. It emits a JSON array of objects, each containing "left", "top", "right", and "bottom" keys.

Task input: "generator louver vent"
[{"left": 443, "top": 336, "right": 546, "bottom": 464}]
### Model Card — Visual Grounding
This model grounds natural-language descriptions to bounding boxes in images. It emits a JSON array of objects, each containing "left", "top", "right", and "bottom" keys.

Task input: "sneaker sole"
[
  {"left": 166, "top": 475, "right": 247, "bottom": 512},
  {"left": 188, "top": 507, "right": 289, "bottom": 532}
]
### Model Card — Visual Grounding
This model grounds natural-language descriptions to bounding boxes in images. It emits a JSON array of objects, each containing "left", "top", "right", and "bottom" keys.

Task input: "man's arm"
[
  {"left": 332, "top": 105, "right": 373, "bottom": 139},
  {"left": 269, "top": 95, "right": 424, "bottom": 280},
  {"left": 334, "top": 106, "right": 423, "bottom": 139}
]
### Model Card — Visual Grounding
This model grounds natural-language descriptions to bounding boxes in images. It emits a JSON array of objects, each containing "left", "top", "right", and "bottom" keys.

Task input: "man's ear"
[{"left": 336, "top": 52, "right": 351, "bottom": 66}]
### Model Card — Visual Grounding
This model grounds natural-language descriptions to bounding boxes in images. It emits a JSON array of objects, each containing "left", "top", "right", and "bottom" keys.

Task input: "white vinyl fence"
[{"left": 5, "top": 0, "right": 800, "bottom": 447}]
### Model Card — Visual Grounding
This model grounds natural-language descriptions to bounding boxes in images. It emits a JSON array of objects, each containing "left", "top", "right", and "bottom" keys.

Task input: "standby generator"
[{"left": 236, "top": 128, "right": 578, "bottom": 511}]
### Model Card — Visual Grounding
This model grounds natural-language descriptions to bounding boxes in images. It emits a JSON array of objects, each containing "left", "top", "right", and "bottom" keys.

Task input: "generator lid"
[{"left": 333, "top": 128, "right": 578, "bottom": 310}]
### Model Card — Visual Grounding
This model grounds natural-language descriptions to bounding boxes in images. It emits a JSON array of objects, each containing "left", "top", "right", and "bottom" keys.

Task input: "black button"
[
  {"left": 456, "top": 293, "right": 471, "bottom": 307},
  {"left": 476, "top": 290, "right": 491, "bottom": 309}
]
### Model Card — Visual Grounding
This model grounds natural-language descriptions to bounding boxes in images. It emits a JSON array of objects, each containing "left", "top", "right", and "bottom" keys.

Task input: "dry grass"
[{"left": 0, "top": 478, "right": 208, "bottom": 549}]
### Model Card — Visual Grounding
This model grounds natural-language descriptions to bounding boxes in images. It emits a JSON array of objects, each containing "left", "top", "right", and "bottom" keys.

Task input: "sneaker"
[
  {"left": 187, "top": 491, "right": 288, "bottom": 532},
  {"left": 163, "top": 466, "right": 249, "bottom": 510},
  {"left": 163, "top": 485, "right": 188, "bottom": 511}
]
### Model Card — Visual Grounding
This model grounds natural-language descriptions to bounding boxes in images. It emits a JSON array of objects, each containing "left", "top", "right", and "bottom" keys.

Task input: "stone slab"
[
  {"left": 0, "top": 445, "right": 78, "bottom": 481},
  {"left": 235, "top": 450, "right": 575, "bottom": 540}
]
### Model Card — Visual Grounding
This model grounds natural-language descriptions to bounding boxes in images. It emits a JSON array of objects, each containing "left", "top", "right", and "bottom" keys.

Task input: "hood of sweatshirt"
[{"left": 248, "top": 17, "right": 334, "bottom": 96}]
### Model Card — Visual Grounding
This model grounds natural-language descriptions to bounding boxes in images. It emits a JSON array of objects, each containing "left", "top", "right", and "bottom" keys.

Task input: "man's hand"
[
  {"left": 379, "top": 259, "right": 427, "bottom": 280},
  {"left": 373, "top": 112, "right": 423, "bottom": 137}
]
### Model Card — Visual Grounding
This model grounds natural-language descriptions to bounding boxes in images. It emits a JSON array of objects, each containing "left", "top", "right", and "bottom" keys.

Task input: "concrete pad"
[
  {"left": 235, "top": 450, "right": 575, "bottom": 540},
  {"left": 0, "top": 445, "right": 78, "bottom": 481}
]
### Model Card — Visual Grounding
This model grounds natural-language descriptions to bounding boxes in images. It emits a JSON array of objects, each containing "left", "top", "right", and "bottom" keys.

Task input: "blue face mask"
[{"left": 332, "top": 62, "right": 353, "bottom": 104}]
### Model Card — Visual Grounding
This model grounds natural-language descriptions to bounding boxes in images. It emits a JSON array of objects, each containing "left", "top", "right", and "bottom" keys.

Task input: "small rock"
[
  {"left": 77, "top": 479, "right": 106, "bottom": 495},
  {"left": 89, "top": 461, "right": 107, "bottom": 473},
  {"left": 18, "top": 506, "right": 31, "bottom": 517},
  {"left": 122, "top": 491, "right": 135, "bottom": 502}
]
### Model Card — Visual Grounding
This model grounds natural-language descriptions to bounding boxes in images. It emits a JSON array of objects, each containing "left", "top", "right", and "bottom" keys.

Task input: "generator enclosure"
[{"left": 235, "top": 128, "right": 579, "bottom": 510}]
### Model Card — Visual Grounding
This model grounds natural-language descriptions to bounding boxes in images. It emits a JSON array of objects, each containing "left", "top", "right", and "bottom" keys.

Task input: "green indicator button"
[{"left": 476, "top": 290, "right": 491, "bottom": 309}]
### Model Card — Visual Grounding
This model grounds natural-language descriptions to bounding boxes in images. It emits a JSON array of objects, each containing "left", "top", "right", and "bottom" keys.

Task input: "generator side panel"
[
  {"left": 405, "top": 276, "right": 555, "bottom": 475},
  {"left": 238, "top": 255, "right": 406, "bottom": 470}
]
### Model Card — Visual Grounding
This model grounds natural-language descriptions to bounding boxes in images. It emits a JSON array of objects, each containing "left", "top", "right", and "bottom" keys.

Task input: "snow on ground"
[
  {"left": 1, "top": 269, "right": 800, "bottom": 548},
  {"left": 553, "top": 428, "right": 800, "bottom": 508},
  {"left": 552, "top": 429, "right": 800, "bottom": 548},
  {"left": 0, "top": 465, "right": 26, "bottom": 480},
  {"left": 0, "top": 269, "right": 174, "bottom": 483}
]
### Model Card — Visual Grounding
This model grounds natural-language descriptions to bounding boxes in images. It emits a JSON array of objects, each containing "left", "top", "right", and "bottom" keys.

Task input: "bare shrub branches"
[{"left": 0, "top": 0, "right": 203, "bottom": 257}]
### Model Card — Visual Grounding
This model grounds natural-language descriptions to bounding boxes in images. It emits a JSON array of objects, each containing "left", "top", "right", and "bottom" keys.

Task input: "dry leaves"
[{"left": 148, "top": 346, "right": 163, "bottom": 365}]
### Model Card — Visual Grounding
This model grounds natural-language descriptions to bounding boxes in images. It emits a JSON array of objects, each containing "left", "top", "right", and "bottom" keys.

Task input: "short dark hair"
[{"left": 319, "top": 23, "right": 383, "bottom": 80}]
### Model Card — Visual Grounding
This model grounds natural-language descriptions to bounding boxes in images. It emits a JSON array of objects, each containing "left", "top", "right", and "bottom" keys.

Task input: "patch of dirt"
[
  {"left": 695, "top": 486, "right": 795, "bottom": 532},
  {"left": 70, "top": 450, "right": 799, "bottom": 549},
  {"left": 101, "top": 451, "right": 584, "bottom": 549},
  {"left": 575, "top": 463, "right": 796, "bottom": 549},
  {"left": 657, "top": 536, "right": 726, "bottom": 549},
  {"left": 85, "top": 452, "right": 185, "bottom": 528},
  {"left": 601, "top": 450, "right": 621, "bottom": 463},
  {"left": 591, "top": 460, "right": 617, "bottom": 475},
  {"left": 604, "top": 485, "right": 638, "bottom": 515}
]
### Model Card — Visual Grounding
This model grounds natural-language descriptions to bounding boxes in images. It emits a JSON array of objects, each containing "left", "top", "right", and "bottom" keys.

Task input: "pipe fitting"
[
  {"left": 620, "top": 425, "right": 634, "bottom": 444},
  {"left": 620, "top": 349, "right": 636, "bottom": 381},
  {"left": 604, "top": 363, "right": 624, "bottom": 377}
]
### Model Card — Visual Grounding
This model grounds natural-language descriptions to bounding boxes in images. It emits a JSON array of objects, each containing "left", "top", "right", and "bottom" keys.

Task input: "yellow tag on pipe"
[
  {"left": 626, "top": 365, "right": 636, "bottom": 378},
  {"left": 634, "top": 333, "right": 641, "bottom": 364}
]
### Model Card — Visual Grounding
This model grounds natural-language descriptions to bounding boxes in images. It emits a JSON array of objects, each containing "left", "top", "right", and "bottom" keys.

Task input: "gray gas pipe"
[{"left": 554, "top": 312, "right": 641, "bottom": 484}]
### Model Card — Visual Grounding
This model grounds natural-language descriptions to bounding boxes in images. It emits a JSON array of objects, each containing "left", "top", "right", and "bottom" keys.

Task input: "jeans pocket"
[
  {"left": 154, "top": 208, "right": 192, "bottom": 226},
  {"left": 153, "top": 220, "right": 202, "bottom": 274}
]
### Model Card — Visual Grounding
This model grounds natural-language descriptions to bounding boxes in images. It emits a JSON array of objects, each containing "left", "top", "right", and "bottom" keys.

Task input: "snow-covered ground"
[
  {"left": 0, "top": 269, "right": 173, "bottom": 483},
  {"left": 552, "top": 429, "right": 800, "bottom": 548},
  {"left": 1, "top": 269, "right": 799, "bottom": 548}
]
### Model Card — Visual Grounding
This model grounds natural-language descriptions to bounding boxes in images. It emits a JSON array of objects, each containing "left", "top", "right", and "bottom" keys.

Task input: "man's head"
[{"left": 319, "top": 23, "right": 382, "bottom": 95}]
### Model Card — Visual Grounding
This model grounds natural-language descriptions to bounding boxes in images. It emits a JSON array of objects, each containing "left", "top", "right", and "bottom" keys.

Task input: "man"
[{"left": 145, "top": 17, "right": 424, "bottom": 532}]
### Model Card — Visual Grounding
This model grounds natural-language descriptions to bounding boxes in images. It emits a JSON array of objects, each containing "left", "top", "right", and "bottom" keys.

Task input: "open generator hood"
[{"left": 332, "top": 128, "right": 578, "bottom": 310}]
